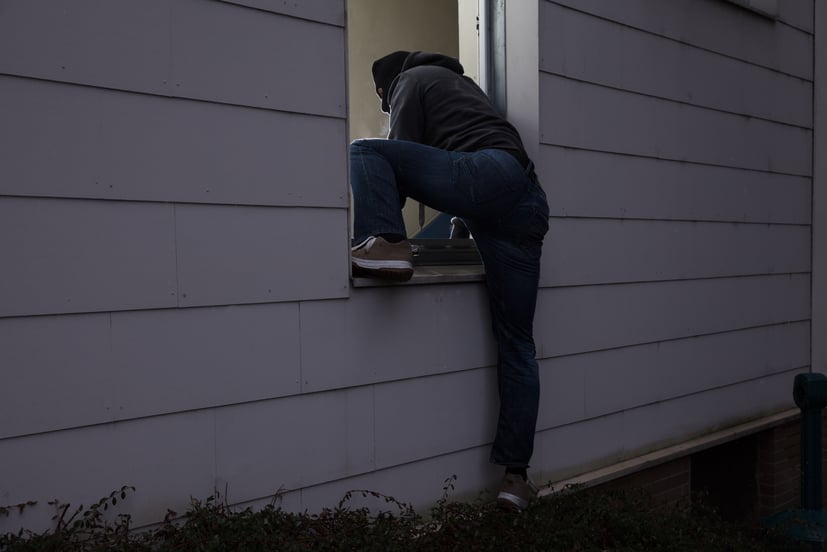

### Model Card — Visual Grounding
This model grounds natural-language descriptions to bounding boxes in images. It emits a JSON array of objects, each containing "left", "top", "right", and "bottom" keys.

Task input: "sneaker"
[
  {"left": 351, "top": 236, "right": 414, "bottom": 282},
  {"left": 496, "top": 473, "right": 538, "bottom": 512}
]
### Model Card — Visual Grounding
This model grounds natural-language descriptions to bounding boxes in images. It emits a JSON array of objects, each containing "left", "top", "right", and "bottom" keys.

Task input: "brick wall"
[
  {"left": 756, "top": 419, "right": 801, "bottom": 519},
  {"left": 589, "top": 415, "right": 811, "bottom": 520}
]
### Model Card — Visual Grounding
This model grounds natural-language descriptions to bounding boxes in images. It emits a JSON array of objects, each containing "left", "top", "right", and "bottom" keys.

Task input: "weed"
[{"left": 0, "top": 482, "right": 810, "bottom": 551}]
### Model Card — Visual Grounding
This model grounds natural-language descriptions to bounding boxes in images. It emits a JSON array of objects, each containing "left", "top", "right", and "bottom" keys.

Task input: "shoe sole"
[
  {"left": 352, "top": 257, "right": 413, "bottom": 270},
  {"left": 352, "top": 257, "right": 413, "bottom": 282},
  {"left": 496, "top": 491, "right": 529, "bottom": 512}
]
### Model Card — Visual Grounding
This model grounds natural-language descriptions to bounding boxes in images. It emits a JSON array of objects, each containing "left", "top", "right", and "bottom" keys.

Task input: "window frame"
[{"left": 348, "top": 0, "right": 512, "bottom": 285}]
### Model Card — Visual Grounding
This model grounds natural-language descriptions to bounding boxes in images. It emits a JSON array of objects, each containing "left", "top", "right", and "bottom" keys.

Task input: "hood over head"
[{"left": 371, "top": 51, "right": 464, "bottom": 113}]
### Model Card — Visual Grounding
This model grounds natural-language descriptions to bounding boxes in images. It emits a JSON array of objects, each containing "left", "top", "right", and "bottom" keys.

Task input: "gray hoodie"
[{"left": 385, "top": 51, "right": 530, "bottom": 169}]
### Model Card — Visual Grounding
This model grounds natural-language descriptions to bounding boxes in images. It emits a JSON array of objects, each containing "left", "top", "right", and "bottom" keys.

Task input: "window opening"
[{"left": 347, "top": 0, "right": 502, "bottom": 268}]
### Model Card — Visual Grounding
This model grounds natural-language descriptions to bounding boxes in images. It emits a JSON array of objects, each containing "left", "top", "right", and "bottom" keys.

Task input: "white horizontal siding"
[
  {"left": 774, "top": 1, "right": 814, "bottom": 32},
  {"left": 219, "top": 0, "right": 345, "bottom": 26},
  {"left": 618, "top": 368, "right": 797, "bottom": 453},
  {"left": 299, "top": 285, "right": 496, "bottom": 392},
  {"left": 0, "top": 304, "right": 303, "bottom": 439},
  {"left": 542, "top": 219, "right": 810, "bottom": 286},
  {"left": 175, "top": 205, "right": 349, "bottom": 307},
  {"left": 0, "top": 199, "right": 348, "bottom": 317},
  {"left": 214, "top": 388, "right": 374, "bottom": 501},
  {"left": 814, "top": 0, "right": 827, "bottom": 375},
  {"left": 536, "top": 147, "right": 811, "bottom": 224},
  {"left": 0, "top": 198, "right": 178, "bottom": 317},
  {"left": 1, "top": 0, "right": 817, "bottom": 532},
  {"left": 168, "top": 0, "right": 345, "bottom": 116},
  {"left": 537, "top": 321, "right": 809, "bottom": 429},
  {"left": 332, "top": 323, "right": 808, "bottom": 475},
  {"left": 298, "top": 445, "right": 500, "bottom": 515},
  {"left": 0, "top": 76, "right": 348, "bottom": 207},
  {"left": 0, "top": 386, "right": 386, "bottom": 533},
  {"left": 374, "top": 368, "right": 498, "bottom": 469},
  {"left": 546, "top": 0, "right": 813, "bottom": 79},
  {"left": 0, "top": 0, "right": 346, "bottom": 117},
  {"left": 110, "top": 305, "right": 301, "bottom": 418},
  {"left": 540, "top": 73, "right": 812, "bottom": 175},
  {"left": 535, "top": 274, "right": 810, "bottom": 358},
  {"left": 0, "top": 410, "right": 216, "bottom": 534},
  {"left": 541, "top": 2, "right": 812, "bottom": 127},
  {"left": 0, "top": 314, "right": 112, "bottom": 437},
  {"left": 536, "top": 368, "right": 799, "bottom": 481}
]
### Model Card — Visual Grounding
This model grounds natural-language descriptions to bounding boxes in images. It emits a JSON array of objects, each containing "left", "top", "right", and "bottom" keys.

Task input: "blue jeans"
[{"left": 350, "top": 138, "right": 549, "bottom": 468}]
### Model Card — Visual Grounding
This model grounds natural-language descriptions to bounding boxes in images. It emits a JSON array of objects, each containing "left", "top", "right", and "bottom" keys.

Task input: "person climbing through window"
[{"left": 350, "top": 50, "right": 550, "bottom": 511}]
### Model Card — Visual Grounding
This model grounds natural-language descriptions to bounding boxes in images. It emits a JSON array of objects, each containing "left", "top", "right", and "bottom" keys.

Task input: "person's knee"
[{"left": 350, "top": 138, "right": 377, "bottom": 153}]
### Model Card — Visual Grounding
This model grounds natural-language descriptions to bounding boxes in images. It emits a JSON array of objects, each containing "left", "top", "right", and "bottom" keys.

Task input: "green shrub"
[{"left": 0, "top": 480, "right": 808, "bottom": 551}]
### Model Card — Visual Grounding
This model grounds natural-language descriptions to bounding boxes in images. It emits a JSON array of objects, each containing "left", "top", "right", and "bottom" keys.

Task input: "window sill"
[{"left": 351, "top": 265, "right": 486, "bottom": 288}]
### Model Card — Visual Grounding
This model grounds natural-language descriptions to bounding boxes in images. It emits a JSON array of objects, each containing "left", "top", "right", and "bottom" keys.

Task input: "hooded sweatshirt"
[{"left": 376, "top": 51, "right": 530, "bottom": 169}]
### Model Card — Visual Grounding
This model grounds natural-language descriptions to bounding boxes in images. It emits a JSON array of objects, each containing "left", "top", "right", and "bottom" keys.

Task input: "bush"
[{"left": 0, "top": 480, "right": 808, "bottom": 551}]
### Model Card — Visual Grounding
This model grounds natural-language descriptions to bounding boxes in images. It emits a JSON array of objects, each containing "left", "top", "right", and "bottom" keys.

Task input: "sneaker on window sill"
[
  {"left": 351, "top": 236, "right": 414, "bottom": 282},
  {"left": 496, "top": 473, "right": 538, "bottom": 512}
]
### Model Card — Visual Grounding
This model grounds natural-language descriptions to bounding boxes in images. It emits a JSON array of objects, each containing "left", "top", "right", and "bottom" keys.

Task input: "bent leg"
[{"left": 350, "top": 139, "right": 531, "bottom": 244}]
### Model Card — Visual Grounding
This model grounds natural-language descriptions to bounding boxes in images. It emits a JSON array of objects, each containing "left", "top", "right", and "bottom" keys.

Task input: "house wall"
[
  {"left": 0, "top": 0, "right": 354, "bottom": 531},
  {"left": 813, "top": 0, "right": 827, "bottom": 374},
  {"left": 531, "top": 0, "right": 813, "bottom": 480},
  {"left": 0, "top": 0, "right": 819, "bottom": 534}
]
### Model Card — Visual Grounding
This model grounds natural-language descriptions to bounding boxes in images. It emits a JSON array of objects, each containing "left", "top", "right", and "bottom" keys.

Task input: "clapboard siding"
[
  {"left": 540, "top": 73, "right": 812, "bottom": 175},
  {"left": 0, "top": 314, "right": 112, "bottom": 437},
  {"left": 175, "top": 205, "right": 349, "bottom": 307},
  {"left": 815, "top": 2, "right": 827, "bottom": 376},
  {"left": 536, "top": 147, "right": 811, "bottom": 224},
  {"left": 299, "top": 445, "right": 500, "bottom": 515},
  {"left": 360, "top": 284, "right": 810, "bottom": 470},
  {"left": 0, "top": 76, "right": 348, "bottom": 207},
  {"left": 547, "top": 0, "right": 813, "bottom": 79},
  {"left": 0, "top": 0, "right": 818, "bottom": 531},
  {"left": 374, "top": 319, "right": 808, "bottom": 467},
  {"left": 775, "top": 1, "right": 814, "bottom": 33},
  {"left": 0, "top": 199, "right": 348, "bottom": 318},
  {"left": 542, "top": 219, "right": 810, "bottom": 287},
  {"left": 0, "top": 304, "right": 303, "bottom": 439},
  {"left": 618, "top": 369, "right": 797, "bottom": 452},
  {"left": 536, "top": 368, "right": 798, "bottom": 480},
  {"left": 541, "top": 2, "right": 812, "bottom": 127},
  {"left": 299, "top": 285, "right": 496, "bottom": 392},
  {"left": 0, "top": 197, "right": 178, "bottom": 317},
  {"left": 213, "top": 388, "right": 374, "bottom": 501},
  {"left": 536, "top": 321, "right": 809, "bottom": 429},
  {"left": 220, "top": 0, "right": 345, "bottom": 26},
  {"left": 111, "top": 304, "right": 301, "bottom": 416},
  {"left": 0, "top": 388, "right": 377, "bottom": 532},
  {"left": 525, "top": 0, "right": 814, "bottom": 492},
  {"left": 168, "top": 0, "right": 345, "bottom": 116},
  {"left": 0, "top": 410, "right": 217, "bottom": 532},
  {"left": 0, "top": 0, "right": 346, "bottom": 117},
  {"left": 374, "top": 368, "right": 498, "bottom": 469},
  {"left": 534, "top": 274, "right": 810, "bottom": 359}
]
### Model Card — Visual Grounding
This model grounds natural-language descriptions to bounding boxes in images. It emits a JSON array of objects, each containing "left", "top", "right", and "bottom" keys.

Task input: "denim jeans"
[{"left": 350, "top": 138, "right": 549, "bottom": 468}]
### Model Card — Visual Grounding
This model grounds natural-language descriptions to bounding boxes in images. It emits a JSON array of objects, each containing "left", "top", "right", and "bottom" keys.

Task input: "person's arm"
[{"left": 387, "top": 73, "right": 425, "bottom": 142}]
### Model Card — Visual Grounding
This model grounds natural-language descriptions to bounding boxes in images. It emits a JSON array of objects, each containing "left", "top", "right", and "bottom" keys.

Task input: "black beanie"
[{"left": 371, "top": 50, "right": 410, "bottom": 113}]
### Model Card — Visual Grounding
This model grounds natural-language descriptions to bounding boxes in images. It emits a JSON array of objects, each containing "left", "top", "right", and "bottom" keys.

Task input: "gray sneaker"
[
  {"left": 496, "top": 473, "right": 538, "bottom": 511},
  {"left": 351, "top": 236, "right": 414, "bottom": 281}
]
